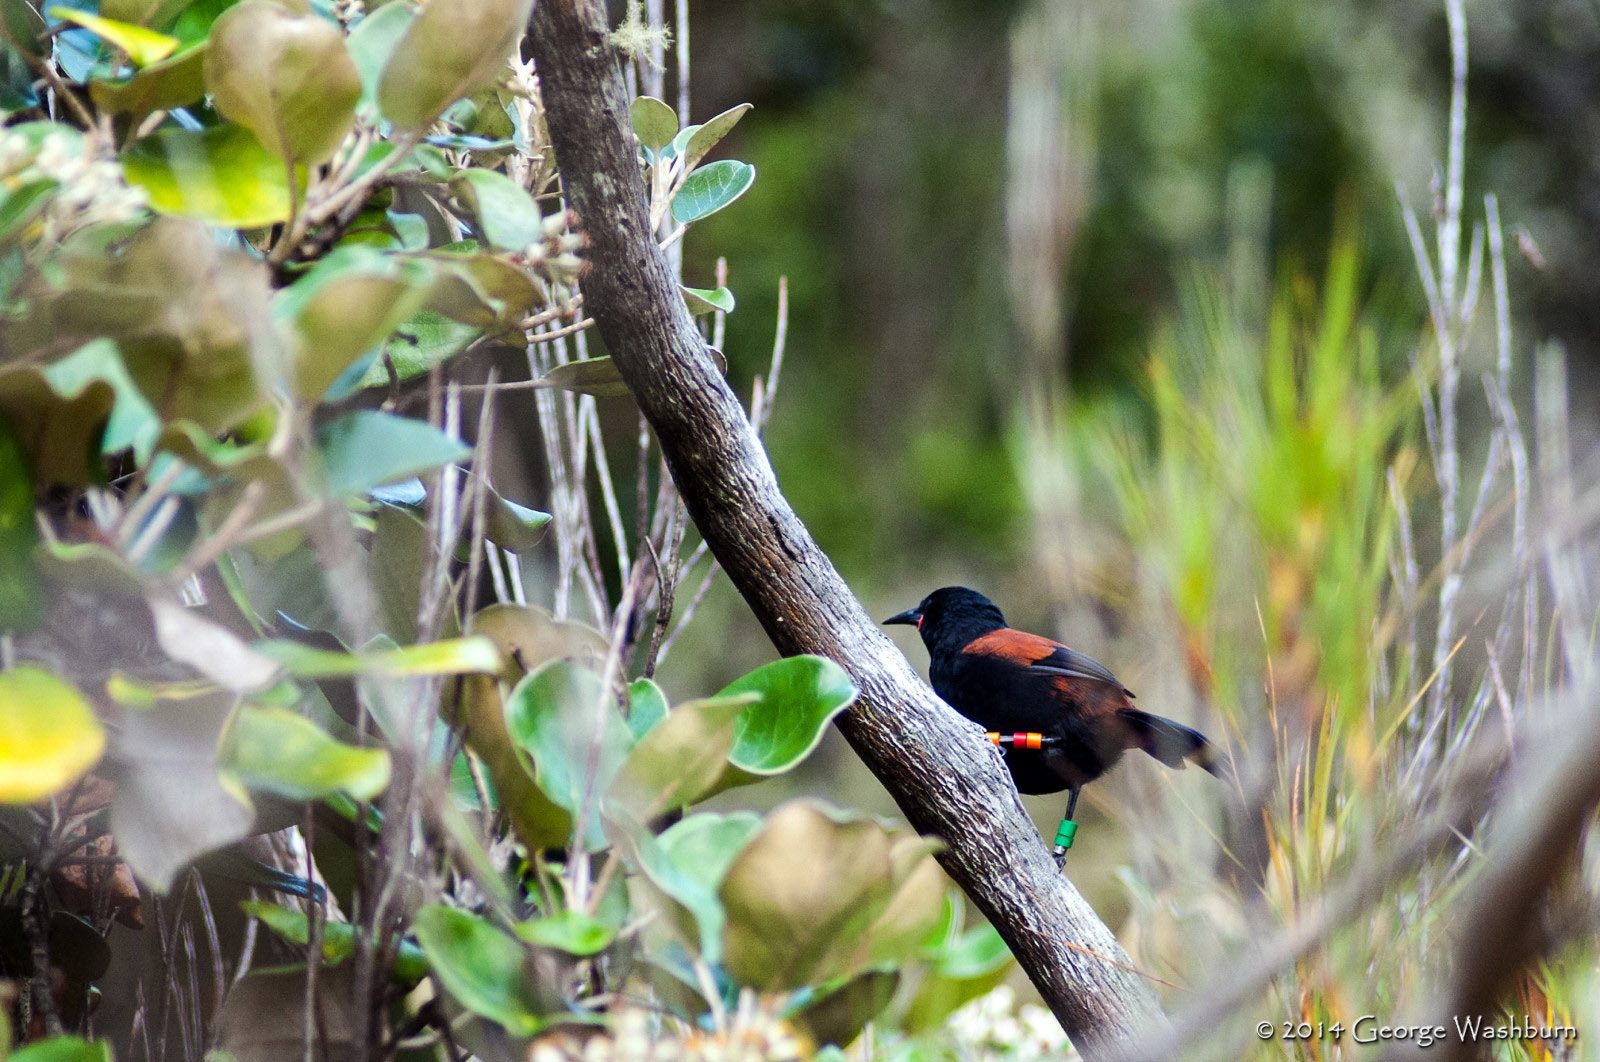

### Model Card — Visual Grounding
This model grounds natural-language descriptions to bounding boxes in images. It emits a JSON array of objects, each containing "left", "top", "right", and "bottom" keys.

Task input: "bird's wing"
[{"left": 961, "top": 629, "right": 1132, "bottom": 695}]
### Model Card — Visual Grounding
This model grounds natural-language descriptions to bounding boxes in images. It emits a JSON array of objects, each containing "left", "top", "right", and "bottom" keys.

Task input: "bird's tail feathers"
[{"left": 1118, "top": 708, "right": 1223, "bottom": 776}]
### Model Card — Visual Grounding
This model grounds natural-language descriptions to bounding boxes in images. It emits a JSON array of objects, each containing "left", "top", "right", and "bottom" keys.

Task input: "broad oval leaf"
[
  {"left": 681, "top": 102, "right": 752, "bottom": 173},
  {"left": 789, "top": 969, "right": 899, "bottom": 1050},
  {"left": 240, "top": 900, "right": 427, "bottom": 982},
  {"left": 89, "top": 43, "right": 206, "bottom": 120},
  {"left": 717, "top": 801, "right": 941, "bottom": 992},
  {"left": 449, "top": 169, "right": 542, "bottom": 252},
  {"left": 205, "top": 0, "right": 360, "bottom": 164},
  {"left": 504, "top": 659, "right": 631, "bottom": 849},
  {"left": 0, "top": 365, "right": 114, "bottom": 486},
  {"left": 625, "top": 677, "right": 669, "bottom": 740},
  {"left": 515, "top": 909, "right": 614, "bottom": 956},
  {"left": 671, "top": 159, "right": 755, "bottom": 224},
  {"left": 122, "top": 123, "right": 294, "bottom": 228},
  {"left": 224, "top": 706, "right": 391, "bottom": 801},
  {"left": 483, "top": 488, "right": 551, "bottom": 552},
  {"left": 412, "top": 905, "right": 542, "bottom": 1035},
  {"left": 681, "top": 285, "right": 735, "bottom": 315},
  {"left": 274, "top": 250, "right": 435, "bottom": 401},
  {"left": 316, "top": 409, "right": 470, "bottom": 498},
  {"left": 608, "top": 694, "right": 754, "bottom": 820},
  {"left": 0, "top": 667, "right": 103, "bottom": 804},
  {"left": 346, "top": 0, "right": 413, "bottom": 109},
  {"left": 719, "top": 655, "right": 856, "bottom": 775},
  {"left": 630, "top": 95, "right": 677, "bottom": 152},
  {"left": 377, "top": 0, "right": 532, "bottom": 130},
  {"left": 632, "top": 812, "right": 761, "bottom": 964},
  {"left": 362, "top": 310, "right": 480, "bottom": 389}
]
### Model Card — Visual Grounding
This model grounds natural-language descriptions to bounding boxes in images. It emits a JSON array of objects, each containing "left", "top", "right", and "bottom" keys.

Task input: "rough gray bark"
[{"left": 527, "top": 3, "right": 1168, "bottom": 1054}]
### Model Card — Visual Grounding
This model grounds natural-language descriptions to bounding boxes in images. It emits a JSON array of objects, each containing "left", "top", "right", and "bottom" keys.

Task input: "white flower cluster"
[
  {"left": 944, "top": 986, "right": 1077, "bottom": 1062},
  {"left": 523, "top": 208, "right": 587, "bottom": 286},
  {"left": 0, "top": 128, "right": 147, "bottom": 243},
  {"left": 526, "top": 1005, "right": 808, "bottom": 1062}
]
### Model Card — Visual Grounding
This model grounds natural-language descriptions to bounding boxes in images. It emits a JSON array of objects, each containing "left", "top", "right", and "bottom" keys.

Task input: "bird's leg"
[{"left": 1053, "top": 787, "right": 1081, "bottom": 868}]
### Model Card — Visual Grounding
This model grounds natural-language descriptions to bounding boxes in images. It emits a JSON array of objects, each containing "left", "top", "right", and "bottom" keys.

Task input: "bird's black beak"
[{"left": 883, "top": 608, "right": 922, "bottom": 628}]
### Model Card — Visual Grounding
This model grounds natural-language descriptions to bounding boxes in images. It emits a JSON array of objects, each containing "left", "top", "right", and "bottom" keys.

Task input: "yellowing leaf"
[
  {"left": 47, "top": 6, "right": 177, "bottom": 66},
  {"left": 0, "top": 667, "right": 104, "bottom": 804}
]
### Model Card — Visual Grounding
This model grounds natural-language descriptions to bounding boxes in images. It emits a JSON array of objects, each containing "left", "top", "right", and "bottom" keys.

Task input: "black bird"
[{"left": 886, "top": 587, "right": 1221, "bottom": 859}]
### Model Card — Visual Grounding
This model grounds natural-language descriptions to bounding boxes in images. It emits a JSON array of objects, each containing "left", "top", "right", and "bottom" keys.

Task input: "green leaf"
[
  {"left": 345, "top": 0, "right": 413, "bottom": 110},
  {"left": 89, "top": 42, "right": 206, "bottom": 120},
  {"left": 625, "top": 677, "right": 668, "bottom": 740},
  {"left": 902, "top": 918, "right": 1014, "bottom": 1033},
  {"left": 316, "top": 409, "right": 470, "bottom": 497},
  {"left": 370, "top": 502, "right": 427, "bottom": 644},
  {"left": 681, "top": 102, "right": 752, "bottom": 173},
  {"left": 44, "top": 339, "right": 160, "bottom": 461},
  {"left": 630, "top": 95, "right": 677, "bottom": 153},
  {"left": 376, "top": 0, "right": 532, "bottom": 130},
  {"left": 788, "top": 970, "right": 899, "bottom": 1050},
  {"left": 204, "top": 0, "right": 360, "bottom": 164},
  {"left": 0, "top": 178, "right": 56, "bottom": 245},
  {"left": 0, "top": 365, "right": 113, "bottom": 485},
  {"left": 274, "top": 249, "right": 436, "bottom": 401},
  {"left": 167, "top": 0, "right": 239, "bottom": 45},
  {"left": 11, "top": 1037, "right": 112, "bottom": 1062},
  {"left": 636, "top": 811, "right": 762, "bottom": 963},
  {"left": 671, "top": 159, "right": 755, "bottom": 224},
  {"left": 7, "top": 219, "right": 273, "bottom": 433},
  {"left": 46, "top": 6, "right": 177, "bottom": 66},
  {"left": 681, "top": 285, "right": 735, "bottom": 315},
  {"left": 719, "top": 656, "right": 856, "bottom": 776},
  {"left": 514, "top": 910, "right": 614, "bottom": 956},
  {"left": 224, "top": 706, "right": 390, "bottom": 801},
  {"left": 449, "top": 169, "right": 542, "bottom": 252},
  {"left": 122, "top": 123, "right": 294, "bottom": 228},
  {"left": 483, "top": 488, "right": 551, "bottom": 552},
  {"left": 504, "top": 659, "right": 631, "bottom": 849},
  {"left": 609, "top": 695, "right": 754, "bottom": 820},
  {"left": 239, "top": 900, "right": 428, "bottom": 982},
  {"left": 717, "top": 801, "right": 941, "bottom": 991},
  {"left": 530, "top": 356, "right": 630, "bottom": 398},
  {"left": 413, "top": 905, "right": 543, "bottom": 1035},
  {"left": 2, "top": 0, "right": 46, "bottom": 57},
  {"left": 660, "top": 811, "right": 763, "bottom": 891},
  {"left": 0, "top": 667, "right": 103, "bottom": 804},
  {"left": 255, "top": 636, "right": 501, "bottom": 679},
  {"left": 0, "top": 421, "right": 43, "bottom": 631},
  {"left": 424, "top": 248, "right": 542, "bottom": 326},
  {"left": 362, "top": 310, "right": 481, "bottom": 389}
]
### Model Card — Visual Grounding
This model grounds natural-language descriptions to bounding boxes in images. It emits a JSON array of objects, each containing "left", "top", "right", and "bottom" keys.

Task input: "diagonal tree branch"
[{"left": 526, "top": 2, "right": 1167, "bottom": 1055}]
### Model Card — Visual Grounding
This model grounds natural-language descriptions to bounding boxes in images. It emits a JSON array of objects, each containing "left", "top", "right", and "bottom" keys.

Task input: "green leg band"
[{"left": 1054, "top": 818, "right": 1078, "bottom": 851}]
